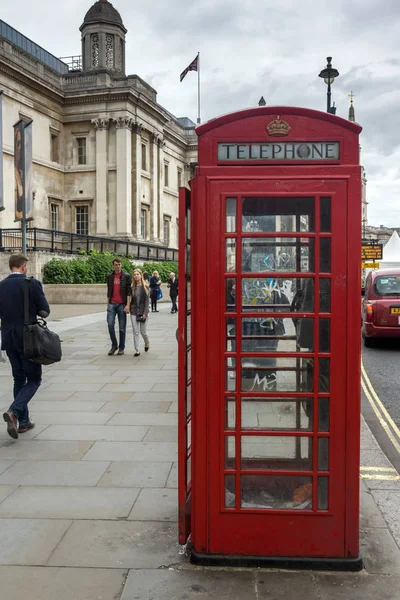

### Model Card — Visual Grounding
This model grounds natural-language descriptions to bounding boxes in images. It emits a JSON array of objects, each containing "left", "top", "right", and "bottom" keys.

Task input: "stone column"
[
  {"left": 132, "top": 122, "right": 143, "bottom": 239},
  {"left": 92, "top": 118, "right": 110, "bottom": 236},
  {"left": 114, "top": 117, "right": 134, "bottom": 237},
  {"left": 157, "top": 137, "right": 165, "bottom": 241},
  {"left": 150, "top": 133, "right": 161, "bottom": 241}
]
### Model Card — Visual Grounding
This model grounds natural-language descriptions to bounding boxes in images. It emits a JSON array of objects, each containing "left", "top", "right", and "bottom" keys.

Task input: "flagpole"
[{"left": 197, "top": 52, "right": 201, "bottom": 124}]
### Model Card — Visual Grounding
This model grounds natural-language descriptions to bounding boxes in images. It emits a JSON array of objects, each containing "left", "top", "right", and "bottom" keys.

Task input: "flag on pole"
[{"left": 180, "top": 55, "right": 198, "bottom": 82}]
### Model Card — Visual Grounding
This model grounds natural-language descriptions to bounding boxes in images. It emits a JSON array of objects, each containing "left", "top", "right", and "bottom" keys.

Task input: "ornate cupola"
[{"left": 80, "top": 1, "right": 127, "bottom": 74}]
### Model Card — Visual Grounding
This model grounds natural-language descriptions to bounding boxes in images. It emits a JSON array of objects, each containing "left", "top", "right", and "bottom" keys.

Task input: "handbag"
[
  {"left": 23, "top": 278, "right": 62, "bottom": 365},
  {"left": 157, "top": 287, "right": 163, "bottom": 300},
  {"left": 136, "top": 314, "right": 146, "bottom": 323}
]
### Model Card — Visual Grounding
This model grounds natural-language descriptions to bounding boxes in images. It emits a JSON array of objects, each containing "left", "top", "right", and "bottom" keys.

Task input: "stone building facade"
[{"left": 0, "top": 1, "right": 198, "bottom": 249}]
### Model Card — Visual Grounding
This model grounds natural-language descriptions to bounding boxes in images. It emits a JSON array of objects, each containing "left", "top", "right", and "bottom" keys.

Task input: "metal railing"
[{"left": 0, "top": 228, "right": 178, "bottom": 262}]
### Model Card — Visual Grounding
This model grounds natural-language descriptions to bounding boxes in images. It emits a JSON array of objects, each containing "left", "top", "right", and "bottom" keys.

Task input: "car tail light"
[{"left": 366, "top": 304, "right": 374, "bottom": 322}]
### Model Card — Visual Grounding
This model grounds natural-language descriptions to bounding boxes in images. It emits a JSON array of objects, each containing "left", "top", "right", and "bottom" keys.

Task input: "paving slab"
[
  {"left": 360, "top": 421, "right": 381, "bottom": 450},
  {"left": 370, "top": 490, "right": 400, "bottom": 547},
  {"left": 0, "top": 424, "right": 49, "bottom": 441},
  {"left": 360, "top": 492, "right": 387, "bottom": 529},
  {"left": 0, "top": 486, "right": 18, "bottom": 504},
  {"left": 48, "top": 520, "right": 181, "bottom": 569},
  {"left": 315, "top": 573, "right": 400, "bottom": 600},
  {"left": 24, "top": 391, "right": 75, "bottom": 402},
  {"left": 0, "top": 440, "right": 93, "bottom": 461},
  {"left": 68, "top": 391, "right": 134, "bottom": 402},
  {"left": 0, "top": 518, "right": 71, "bottom": 565},
  {"left": 256, "top": 571, "right": 318, "bottom": 599},
  {"left": 0, "top": 460, "right": 110, "bottom": 486},
  {"left": 0, "top": 486, "right": 139, "bottom": 519},
  {"left": 126, "top": 392, "right": 178, "bottom": 403},
  {"left": 99, "top": 401, "right": 172, "bottom": 413},
  {"left": 0, "top": 566, "right": 127, "bottom": 600},
  {"left": 35, "top": 424, "right": 150, "bottom": 442},
  {"left": 166, "top": 462, "right": 178, "bottom": 488},
  {"left": 363, "top": 475, "right": 400, "bottom": 491},
  {"left": 121, "top": 569, "right": 256, "bottom": 600},
  {"left": 98, "top": 461, "right": 172, "bottom": 488},
  {"left": 128, "top": 488, "right": 178, "bottom": 521},
  {"left": 101, "top": 383, "right": 157, "bottom": 392},
  {"left": 44, "top": 382, "right": 106, "bottom": 392},
  {"left": 360, "top": 526, "right": 400, "bottom": 574},
  {"left": 144, "top": 425, "right": 178, "bottom": 442},
  {"left": 107, "top": 412, "right": 177, "bottom": 426},
  {"left": 83, "top": 441, "right": 177, "bottom": 462},
  {"left": 152, "top": 382, "right": 179, "bottom": 392},
  {"left": 45, "top": 376, "right": 128, "bottom": 384},
  {"left": 35, "top": 411, "right": 114, "bottom": 425},
  {"left": 359, "top": 448, "right": 395, "bottom": 469},
  {"left": 31, "top": 400, "right": 106, "bottom": 412},
  {"left": 0, "top": 460, "right": 14, "bottom": 476}
]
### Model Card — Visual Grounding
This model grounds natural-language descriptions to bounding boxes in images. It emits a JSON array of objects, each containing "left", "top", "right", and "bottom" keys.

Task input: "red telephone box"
[{"left": 178, "top": 106, "right": 362, "bottom": 569}]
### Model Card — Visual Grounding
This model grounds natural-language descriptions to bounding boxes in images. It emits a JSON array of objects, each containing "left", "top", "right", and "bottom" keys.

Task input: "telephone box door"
[
  {"left": 178, "top": 187, "right": 192, "bottom": 544},
  {"left": 206, "top": 177, "right": 351, "bottom": 557}
]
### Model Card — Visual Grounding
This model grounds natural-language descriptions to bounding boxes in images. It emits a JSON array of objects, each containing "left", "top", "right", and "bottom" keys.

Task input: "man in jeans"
[
  {"left": 106, "top": 258, "right": 131, "bottom": 355},
  {"left": 0, "top": 253, "right": 50, "bottom": 439}
]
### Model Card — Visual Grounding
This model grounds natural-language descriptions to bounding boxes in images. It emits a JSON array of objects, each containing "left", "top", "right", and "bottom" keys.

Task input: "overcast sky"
[{"left": 2, "top": 0, "right": 400, "bottom": 226}]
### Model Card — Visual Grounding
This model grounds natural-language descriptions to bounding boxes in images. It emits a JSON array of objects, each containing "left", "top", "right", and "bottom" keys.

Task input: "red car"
[{"left": 362, "top": 268, "right": 400, "bottom": 346}]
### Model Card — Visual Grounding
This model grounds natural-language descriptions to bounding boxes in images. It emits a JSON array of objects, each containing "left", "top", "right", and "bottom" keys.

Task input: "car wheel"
[{"left": 363, "top": 335, "right": 374, "bottom": 348}]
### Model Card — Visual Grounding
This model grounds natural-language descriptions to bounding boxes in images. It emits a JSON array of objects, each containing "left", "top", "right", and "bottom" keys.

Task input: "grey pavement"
[{"left": 0, "top": 304, "right": 399, "bottom": 599}]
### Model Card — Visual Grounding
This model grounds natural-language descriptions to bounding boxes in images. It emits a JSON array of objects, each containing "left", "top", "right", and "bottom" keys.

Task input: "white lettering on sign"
[{"left": 217, "top": 142, "right": 340, "bottom": 161}]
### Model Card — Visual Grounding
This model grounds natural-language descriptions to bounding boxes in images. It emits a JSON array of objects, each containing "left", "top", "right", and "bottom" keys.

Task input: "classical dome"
[{"left": 81, "top": 1, "right": 126, "bottom": 31}]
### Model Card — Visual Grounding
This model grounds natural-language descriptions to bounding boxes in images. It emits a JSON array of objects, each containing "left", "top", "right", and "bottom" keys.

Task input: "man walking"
[
  {"left": 0, "top": 253, "right": 50, "bottom": 439},
  {"left": 168, "top": 272, "right": 178, "bottom": 314},
  {"left": 106, "top": 258, "right": 131, "bottom": 355}
]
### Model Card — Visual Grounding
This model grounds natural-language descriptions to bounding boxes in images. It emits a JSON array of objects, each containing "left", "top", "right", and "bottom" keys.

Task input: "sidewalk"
[{"left": 0, "top": 305, "right": 399, "bottom": 600}]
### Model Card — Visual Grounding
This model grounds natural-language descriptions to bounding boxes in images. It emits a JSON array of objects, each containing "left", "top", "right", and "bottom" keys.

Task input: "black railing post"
[
  {"left": 147, "top": 245, "right": 150, "bottom": 260},
  {"left": 33, "top": 228, "right": 37, "bottom": 251},
  {"left": 0, "top": 229, "right": 3, "bottom": 251},
  {"left": 86, "top": 235, "right": 90, "bottom": 253},
  {"left": 70, "top": 233, "right": 73, "bottom": 254},
  {"left": 51, "top": 229, "right": 55, "bottom": 251},
  {"left": 126, "top": 242, "right": 129, "bottom": 257},
  {"left": 101, "top": 240, "right": 104, "bottom": 253}
]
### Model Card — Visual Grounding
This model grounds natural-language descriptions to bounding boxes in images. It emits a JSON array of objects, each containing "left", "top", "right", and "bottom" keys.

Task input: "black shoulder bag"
[{"left": 23, "top": 278, "right": 62, "bottom": 365}]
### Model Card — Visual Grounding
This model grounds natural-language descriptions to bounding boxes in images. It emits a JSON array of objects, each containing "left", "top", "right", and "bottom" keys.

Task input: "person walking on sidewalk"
[
  {"left": 149, "top": 270, "right": 161, "bottom": 313},
  {"left": 130, "top": 268, "right": 150, "bottom": 357},
  {"left": 0, "top": 253, "right": 50, "bottom": 439},
  {"left": 167, "top": 272, "right": 178, "bottom": 313},
  {"left": 106, "top": 258, "right": 131, "bottom": 356}
]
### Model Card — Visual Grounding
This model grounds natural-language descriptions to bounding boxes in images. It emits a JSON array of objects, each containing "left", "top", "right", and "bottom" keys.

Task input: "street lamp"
[{"left": 318, "top": 56, "right": 339, "bottom": 114}]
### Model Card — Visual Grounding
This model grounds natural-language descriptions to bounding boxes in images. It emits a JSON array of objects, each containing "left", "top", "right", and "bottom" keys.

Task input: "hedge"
[{"left": 43, "top": 252, "right": 178, "bottom": 284}]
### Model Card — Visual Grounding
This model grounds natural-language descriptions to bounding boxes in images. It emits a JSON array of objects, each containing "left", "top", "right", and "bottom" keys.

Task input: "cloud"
[{"left": 1, "top": 0, "right": 400, "bottom": 225}]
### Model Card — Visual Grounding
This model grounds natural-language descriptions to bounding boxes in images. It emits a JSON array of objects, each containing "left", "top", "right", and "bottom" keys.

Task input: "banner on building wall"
[
  {"left": 13, "top": 118, "right": 33, "bottom": 221},
  {"left": 0, "top": 91, "right": 4, "bottom": 212}
]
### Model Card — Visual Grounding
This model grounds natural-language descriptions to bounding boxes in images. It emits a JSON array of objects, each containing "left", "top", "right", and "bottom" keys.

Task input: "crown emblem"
[{"left": 266, "top": 116, "right": 291, "bottom": 137}]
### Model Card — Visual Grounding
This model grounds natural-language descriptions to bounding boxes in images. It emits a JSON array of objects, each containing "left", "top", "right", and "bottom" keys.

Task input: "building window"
[
  {"left": 50, "top": 203, "right": 59, "bottom": 230},
  {"left": 105, "top": 34, "right": 114, "bottom": 68},
  {"left": 141, "top": 143, "right": 147, "bottom": 171},
  {"left": 163, "top": 217, "right": 170, "bottom": 246},
  {"left": 141, "top": 208, "right": 147, "bottom": 239},
  {"left": 77, "top": 138, "right": 87, "bottom": 165},
  {"left": 177, "top": 168, "right": 182, "bottom": 188},
  {"left": 91, "top": 34, "right": 99, "bottom": 67},
  {"left": 76, "top": 205, "right": 89, "bottom": 235},
  {"left": 50, "top": 133, "right": 59, "bottom": 163},
  {"left": 164, "top": 163, "right": 169, "bottom": 187}
]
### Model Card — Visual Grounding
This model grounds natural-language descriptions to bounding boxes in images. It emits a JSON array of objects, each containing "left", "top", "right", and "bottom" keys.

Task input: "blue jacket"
[{"left": 0, "top": 274, "right": 50, "bottom": 352}]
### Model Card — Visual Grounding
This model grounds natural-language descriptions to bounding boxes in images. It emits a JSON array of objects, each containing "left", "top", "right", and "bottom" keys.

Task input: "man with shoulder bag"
[{"left": 0, "top": 253, "right": 51, "bottom": 439}]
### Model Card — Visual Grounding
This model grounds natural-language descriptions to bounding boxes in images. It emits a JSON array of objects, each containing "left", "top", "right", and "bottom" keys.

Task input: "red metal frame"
[{"left": 179, "top": 106, "right": 362, "bottom": 564}]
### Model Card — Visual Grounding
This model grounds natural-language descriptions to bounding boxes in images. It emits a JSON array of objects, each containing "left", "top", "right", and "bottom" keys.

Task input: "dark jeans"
[
  {"left": 150, "top": 289, "right": 158, "bottom": 311},
  {"left": 6, "top": 350, "right": 42, "bottom": 425},
  {"left": 107, "top": 303, "right": 127, "bottom": 350},
  {"left": 170, "top": 295, "right": 178, "bottom": 312}
]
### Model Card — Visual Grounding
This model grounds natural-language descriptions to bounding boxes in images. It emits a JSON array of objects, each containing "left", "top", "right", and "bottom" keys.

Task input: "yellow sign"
[
  {"left": 361, "top": 244, "right": 383, "bottom": 260},
  {"left": 362, "top": 261, "right": 379, "bottom": 269}
]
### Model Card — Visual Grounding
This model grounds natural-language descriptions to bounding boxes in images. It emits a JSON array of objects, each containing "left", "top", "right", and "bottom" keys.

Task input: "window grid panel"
[{"left": 76, "top": 206, "right": 89, "bottom": 235}]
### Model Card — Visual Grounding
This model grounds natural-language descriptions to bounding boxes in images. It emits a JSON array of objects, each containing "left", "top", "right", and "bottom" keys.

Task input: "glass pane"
[
  {"left": 186, "top": 384, "right": 191, "bottom": 417},
  {"left": 226, "top": 239, "right": 236, "bottom": 272},
  {"left": 319, "top": 318, "right": 330, "bottom": 352},
  {"left": 186, "top": 208, "right": 191, "bottom": 242},
  {"left": 241, "top": 357, "right": 313, "bottom": 393},
  {"left": 318, "top": 438, "right": 329, "bottom": 471},
  {"left": 226, "top": 318, "right": 236, "bottom": 352},
  {"left": 319, "top": 358, "right": 330, "bottom": 392},
  {"left": 241, "top": 435, "right": 312, "bottom": 471},
  {"left": 320, "top": 278, "right": 331, "bottom": 312},
  {"left": 226, "top": 358, "right": 236, "bottom": 392},
  {"left": 242, "top": 238, "right": 314, "bottom": 273},
  {"left": 242, "top": 277, "right": 314, "bottom": 312},
  {"left": 242, "top": 197, "right": 315, "bottom": 232},
  {"left": 187, "top": 420, "right": 191, "bottom": 451},
  {"left": 242, "top": 317, "right": 313, "bottom": 353},
  {"left": 318, "top": 476, "right": 329, "bottom": 510},
  {"left": 320, "top": 238, "right": 331, "bottom": 273},
  {"left": 187, "top": 349, "right": 191, "bottom": 382},
  {"left": 187, "top": 454, "right": 191, "bottom": 489},
  {"left": 320, "top": 197, "right": 331, "bottom": 232},
  {"left": 226, "top": 197, "right": 236, "bottom": 232},
  {"left": 242, "top": 398, "right": 313, "bottom": 431},
  {"left": 225, "top": 396, "right": 236, "bottom": 429},
  {"left": 225, "top": 436, "right": 235, "bottom": 468},
  {"left": 225, "top": 475, "right": 236, "bottom": 508},
  {"left": 226, "top": 278, "right": 236, "bottom": 312},
  {"left": 241, "top": 475, "right": 313, "bottom": 510},
  {"left": 186, "top": 313, "right": 191, "bottom": 347},
  {"left": 186, "top": 245, "right": 191, "bottom": 275},
  {"left": 318, "top": 398, "right": 330, "bottom": 431}
]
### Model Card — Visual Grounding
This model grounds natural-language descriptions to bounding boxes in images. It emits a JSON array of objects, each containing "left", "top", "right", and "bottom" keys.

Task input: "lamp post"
[{"left": 318, "top": 57, "right": 339, "bottom": 114}]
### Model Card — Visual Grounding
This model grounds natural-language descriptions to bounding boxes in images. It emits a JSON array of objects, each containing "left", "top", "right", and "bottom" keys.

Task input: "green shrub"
[{"left": 43, "top": 254, "right": 178, "bottom": 284}]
